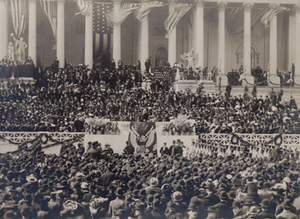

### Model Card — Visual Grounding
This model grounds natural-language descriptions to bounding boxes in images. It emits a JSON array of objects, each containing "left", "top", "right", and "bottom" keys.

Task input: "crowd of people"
[
  {"left": 0, "top": 136, "right": 299, "bottom": 218},
  {"left": 0, "top": 65, "right": 299, "bottom": 134},
  {"left": 0, "top": 56, "right": 36, "bottom": 78}
]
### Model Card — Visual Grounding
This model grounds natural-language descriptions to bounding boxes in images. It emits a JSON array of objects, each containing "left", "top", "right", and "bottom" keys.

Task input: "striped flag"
[
  {"left": 93, "top": 3, "right": 114, "bottom": 67},
  {"left": 108, "top": 3, "right": 139, "bottom": 26},
  {"left": 39, "top": 0, "right": 57, "bottom": 40},
  {"left": 261, "top": 6, "right": 289, "bottom": 28},
  {"left": 75, "top": 0, "right": 92, "bottom": 16},
  {"left": 164, "top": 3, "right": 193, "bottom": 36},
  {"left": 10, "top": 0, "right": 27, "bottom": 39},
  {"left": 134, "top": 1, "right": 164, "bottom": 21}
]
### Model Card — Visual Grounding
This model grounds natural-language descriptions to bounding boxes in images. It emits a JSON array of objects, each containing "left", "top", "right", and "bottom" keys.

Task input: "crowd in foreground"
[
  {"left": 0, "top": 65, "right": 299, "bottom": 134},
  {"left": 0, "top": 138, "right": 299, "bottom": 218}
]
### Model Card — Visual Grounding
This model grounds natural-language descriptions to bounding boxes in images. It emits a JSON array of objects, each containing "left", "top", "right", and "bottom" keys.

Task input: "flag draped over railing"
[
  {"left": 39, "top": 0, "right": 57, "bottom": 42},
  {"left": 261, "top": 5, "right": 289, "bottom": 28},
  {"left": 108, "top": 3, "right": 139, "bottom": 26},
  {"left": 10, "top": 0, "right": 27, "bottom": 39},
  {"left": 164, "top": 3, "right": 193, "bottom": 35},
  {"left": 134, "top": 1, "right": 164, "bottom": 21},
  {"left": 75, "top": 0, "right": 92, "bottom": 16}
]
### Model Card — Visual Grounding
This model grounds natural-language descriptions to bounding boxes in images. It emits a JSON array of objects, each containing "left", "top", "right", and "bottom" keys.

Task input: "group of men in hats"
[{"left": 0, "top": 133, "right": 298, "bottom": 218}]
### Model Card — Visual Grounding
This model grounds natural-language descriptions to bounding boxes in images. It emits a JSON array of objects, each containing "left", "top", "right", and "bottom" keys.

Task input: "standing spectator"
[{"left": 160, "top": 142, "right": 169, "bottom": 156}]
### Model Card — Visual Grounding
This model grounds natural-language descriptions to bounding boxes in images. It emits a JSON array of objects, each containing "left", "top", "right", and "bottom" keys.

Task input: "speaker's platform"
[{"left": 173, "top": 80, "right": 216, "bottom": 93}]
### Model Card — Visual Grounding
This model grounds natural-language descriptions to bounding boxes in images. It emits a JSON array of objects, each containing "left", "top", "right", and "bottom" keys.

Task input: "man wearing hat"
[
  {"left": 185, "top": 203, "right": 199, "bottom": 219},
  {"left": 145, "top": 177, "right": 161, "bottom": 196},
  {"left": 165, "top": 191, "right": 187, "bottom": 217},
  {"left": 102, "top": 143, "right": 114, "bottom": 157},
  {"left": 209, "top": 191, "right": 234, "bottom": 219},
  {"left": 160, "top": 142, "right": 169, "bottom": 156},
  {"left": 123, "top": 141, "right": 135, "bottom": 155},
  {"left": 232, "top": 201, "right": 245, "bottom": 219},
  {"left": 243, "top": 175, "right": 259, "bottom": 204},
  {"left": 204, "top": 183, "right": 219, "bottom": 208},
  {"left": 275, "top": 199, "right": 298, "bottom": 219},
  {"left": 101, "top": 163, "right": 115, "bottom": 188},
  {"left": 257, "top": 199, "right": 275, "bottom": 219}
]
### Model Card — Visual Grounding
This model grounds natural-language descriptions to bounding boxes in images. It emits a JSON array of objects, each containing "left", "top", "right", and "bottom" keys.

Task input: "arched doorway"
[
  {"left": 154, "top": 46, "right": 168, "bottom": 68},
  {"left": 235, "top": 44, "right": 260, "bottom": 70}
]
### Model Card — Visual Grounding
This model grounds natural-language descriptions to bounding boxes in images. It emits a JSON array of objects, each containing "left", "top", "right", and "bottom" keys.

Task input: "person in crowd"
[
  {"left": 123, "top": 141, "right": 135, "bottom": 155},
  {"left": 160, "top": 142, "right": 169, "bottom": 156}
]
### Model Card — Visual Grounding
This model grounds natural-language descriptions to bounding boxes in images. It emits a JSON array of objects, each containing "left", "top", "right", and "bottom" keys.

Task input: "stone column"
[
  {"left": 112, "top": 0, "right": 122, "bottom": 68},
  {"left": 295, "top": 4, "right": 300, "bottom": 84},
  {"left": 28, "top": 0, "right": 37, "bottom": 64},
  {"left": 194, "top": 0, "right": 204, "bottom": 68},
  {"left": 288, "top": 11, "right": 296, "bottom": 69},
  {"left": 243, "top": 2, "right": 253, "bottom": 85},
  {"left": 140, "top": 0, "right": 149, "bottom": 72},
  {"left": 168, "top": 0, "right": 178, "bottom": 67},
  {"left": 0, "top": 0, "right": 8, "bottom": 60},
  {"left": 57, "top": 0, "right": 65, "bottom": 68},
  {"left": 269, "top": 3, "right": 279, "bottom": 84},
  {"left": 218, "top": 2, "right": 227, "bottom": 85},
  {"left": 85, "top": 0, "right": 93, "bottom": 69}
]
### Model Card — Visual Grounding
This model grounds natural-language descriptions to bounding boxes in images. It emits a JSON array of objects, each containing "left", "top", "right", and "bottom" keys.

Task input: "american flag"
[
  {"left": 93, "top": 3, "right": 113, "bottom": 34},
  {"left": 93, "top": 3, "right": 114, "bottom": 67}
]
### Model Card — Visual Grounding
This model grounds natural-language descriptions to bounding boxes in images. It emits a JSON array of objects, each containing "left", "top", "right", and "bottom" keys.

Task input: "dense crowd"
[
  {"left": 0, "top": 65, "right": 299, "bottom": 133},
  {"left": 0, "top": 137, "right": 299, "bottom": 218}
]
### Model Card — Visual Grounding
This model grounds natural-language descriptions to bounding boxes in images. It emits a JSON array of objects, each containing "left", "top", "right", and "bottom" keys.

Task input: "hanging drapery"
[
  {"left": 261, "top": 5, "right": 289, "bottom": 28},
  {"left": 75, "top": 0, "right": 92, "bottom": 16},
  {"left": 10, "top": 0, "right": 27, "bottom": 39},
  {"left": 164, "top": 3, "right": 193, "bottom": 36},
  {"left": 226, "top": 8, "right": 268, "bottom": 35},
  {"left": 93, "top": 3, "right": 114, "bottom": 67},
  {"left": 134, "top": 1, "right": 164, "bottom": 21},
  {"left": 39, "top": 0, "right": 57, "bottom": 46},
  {"left": 108, "top": 3, "right": 139, "bottom": 26}
]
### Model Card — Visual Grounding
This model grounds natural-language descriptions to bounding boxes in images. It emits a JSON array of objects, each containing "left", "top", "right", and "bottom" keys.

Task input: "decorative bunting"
[
  {"left": 10, "top": 0, "right": 27, "bottom": 39},
  {"left": 134, "top": 1, "right": 164, "bottom": 21},
  {"left": 39, "top": 0, "right": 57, "bottom": 42},
  {"left": 261, "top": 5, "right": 289, "bottom": 28},
  {"left": 75, "top": 0, "right": 92, "bottom": 16},
  {"left": 108, "top": 3, "right": 139, "bottom": 26},
  {"left": 164, "top": 3, "right": 193, "bottom": 36}
]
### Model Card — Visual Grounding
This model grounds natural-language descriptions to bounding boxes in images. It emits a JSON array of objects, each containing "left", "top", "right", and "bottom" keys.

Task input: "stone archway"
[{"left": 154, "top": 46, "right": 168, "bottom": 68}]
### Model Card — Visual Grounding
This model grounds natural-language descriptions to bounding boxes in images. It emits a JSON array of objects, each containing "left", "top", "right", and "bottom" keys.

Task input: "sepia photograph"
[{"left": 0, "top": 0, "right": 299, "bottom": 218}]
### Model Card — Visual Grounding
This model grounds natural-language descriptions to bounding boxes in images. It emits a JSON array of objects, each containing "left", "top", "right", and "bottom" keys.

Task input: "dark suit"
[
  {"left": 101, "top": 170, "right": 115, "bottom": 188},
  {"left": 211, "top": 201, "right": 234, "bottom": 219}
]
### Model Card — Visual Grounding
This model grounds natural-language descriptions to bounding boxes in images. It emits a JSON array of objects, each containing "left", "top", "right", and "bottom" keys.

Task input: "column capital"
[
  {"left": 217, "top": 2, "right": 227, "bottom": 11},
  {"left": 269, "top": 3, "right": 279, "bottom": 10},
  {"left": 168, "top": 0, "right": 178, "bottom": 4},
  {"left": 194, "top": 0, "right": 204, "bottom": 7},
  {"left": 57, "top": 0, "right": 65, "bottom": 4},
  {"left": 113, "top": 0, "right": 122, "bottom": 4},
  {"left": 294, "top": 4, "right": 300, "bottom": 14},
  {"left": 243, "top": 2, "right": 253, "bottom": 11}
]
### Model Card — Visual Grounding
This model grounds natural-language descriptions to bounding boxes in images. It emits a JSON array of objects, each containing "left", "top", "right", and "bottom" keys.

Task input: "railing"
[
  {"left": 0, "top": 132, "right": 85, "bottom": 144},
  {"left": 199, "top": 133, "right": 300, "bottom": 147},
  {"left": 0, "top": 132, "right": 299, "bottom": 148}
]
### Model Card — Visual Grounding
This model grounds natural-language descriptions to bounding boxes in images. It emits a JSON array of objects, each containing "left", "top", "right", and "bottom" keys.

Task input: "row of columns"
[
  {"left": 0, "top": 0, "right": 94, "bottom": 69},
  {"left": 0, "top": 0, "right": 300, "bottom": 85}
]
